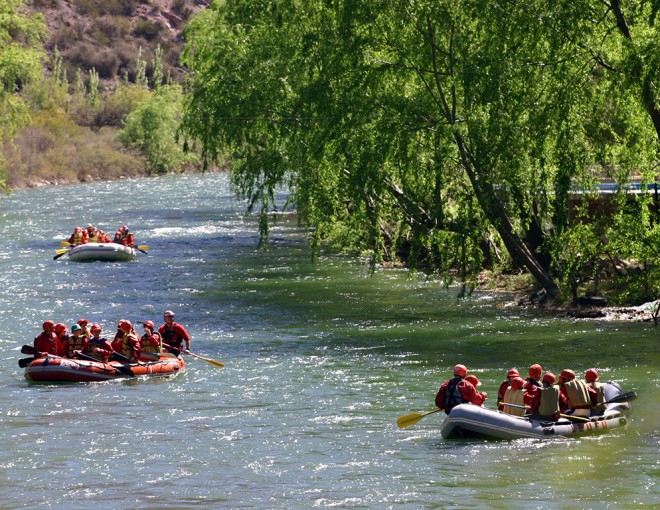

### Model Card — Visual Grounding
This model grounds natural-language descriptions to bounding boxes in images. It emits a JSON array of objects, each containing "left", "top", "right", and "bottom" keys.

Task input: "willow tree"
[
  {"left": 181, "top": 0, "right": 658, "bottom": 300},
  {"left": 0, "top": 0, "right": 46, "bottom": 186}
]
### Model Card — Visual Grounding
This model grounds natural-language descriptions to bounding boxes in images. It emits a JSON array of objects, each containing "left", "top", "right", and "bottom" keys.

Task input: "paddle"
[
  {"left": 21, "top": 344, "right": 39, "bottom": 356},
  {"left": 397, "top": 408, "right": 443, "bottom": 429},
  {"left": 601, "top": 391, "right": 637, "bottom": 405},
  {"left": 18, "top": 357, "right": 35, "bottom": 368},
  {"left": 162, "top": 342, "right": 225, "bottom": 368},
  {"left": 53, "top": 249, "right": 69, "bottom": 260},
  {"left": 72, "top": 350, "right": 135, "bottom": 376}
]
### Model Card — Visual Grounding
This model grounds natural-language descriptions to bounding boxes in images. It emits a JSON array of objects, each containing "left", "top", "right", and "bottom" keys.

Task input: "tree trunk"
[{"left": 454, "top": 132, "right": 561, "bottom": 298}]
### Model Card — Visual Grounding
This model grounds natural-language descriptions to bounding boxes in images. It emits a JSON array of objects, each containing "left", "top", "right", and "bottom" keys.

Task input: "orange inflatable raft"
[{"left": 23, "top": 354, "right": 185, "bottom": 383}]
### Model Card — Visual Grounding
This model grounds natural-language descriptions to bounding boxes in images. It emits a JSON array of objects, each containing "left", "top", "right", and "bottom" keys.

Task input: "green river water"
[{"left": 0, "top": 173, "right": 656, "bottom": 509}]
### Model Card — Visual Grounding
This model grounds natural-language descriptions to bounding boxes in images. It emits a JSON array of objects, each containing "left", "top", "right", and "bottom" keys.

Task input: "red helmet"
[
  {"left": 560, "top": 369, "right": 576, "bottom": 381},
  {"left": 507, "top": 368, "right": 520, "bottom": 378},
  {"left": 510, "top": 377, "right": 525, "bottom": 390},
  {"left": 54, "top": 323, "right": 67, "bottom": 334},
  {"left": 120, "top": 320, "right": 132, "bottom": 333},
  {"left": 164, "top": 310, "right": 175, "bottom": 318},
  {"left": 529, "top": 364, "right": 543, "bottom": 379},
  {"left": 90, "top": 323, "right": 102, "bottom": 333},
  {"left": 42, "top": 320, "right": 55, "bottom": 331},
  {"left": 585, "top": 368, "right": 599, "bottom": 382},
  {"left": 74, "top": 226, "right": 82, "bottom": 232},
  {"left": 453, "top": 364, "right": 468, "bottom": 377},
  {"left": 465, "top": 375, "right": 481, "bottom": 387},
  {"left": 77, "top": 319, "right": 89, "bottom": 326},
  {"left": 542, "top": 372, "right": 556, "bottom": 385},
  {"left": 143, "top": 320, "right": 155, "bottom": 330}
]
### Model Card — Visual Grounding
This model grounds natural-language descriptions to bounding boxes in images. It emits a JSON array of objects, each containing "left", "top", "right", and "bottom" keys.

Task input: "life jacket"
[
  {"left": 589, "top": 381, "right": 606, "bottom": 412},
  {"left": 161, "top": 325, "right": 184, "bottom": 351},
  {"left": 141, "top": 332, "right": 162, "bottom": 353},
  {"left": 502, "top": 387, "right": 526, "bottom": 416},
  {"left": 71, "top": 231, "right": 84, "bottom": 245},
  {"left": 122, "top": 332, "right": 139, "bottom": 360},
  {"left": 68, "top": 334, "right": 86, "bottom": 357},
  {"left": 443, "top": 377, "right": 467, "bottom": 411},
  {"left": 538, "top": 385, "right": 560, "bottom": 417},
  {"left": 87, "top": 337, "right": 110, "bottom": 361},
  {"left": 88, "top": 232, "right": 99, "bottom": 242},
  {"left": 563, "top": 379, "right": 591, "bottom": 407}
]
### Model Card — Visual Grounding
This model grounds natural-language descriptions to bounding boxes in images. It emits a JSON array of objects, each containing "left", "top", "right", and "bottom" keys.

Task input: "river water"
[{"left": 0, "top": 173, "right": 656, "bottom": 509}]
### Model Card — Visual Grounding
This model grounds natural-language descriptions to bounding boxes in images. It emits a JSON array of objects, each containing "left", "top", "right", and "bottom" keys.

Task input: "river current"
[{"left": 0, "top": 173, "right": 656, "bottom": 509}]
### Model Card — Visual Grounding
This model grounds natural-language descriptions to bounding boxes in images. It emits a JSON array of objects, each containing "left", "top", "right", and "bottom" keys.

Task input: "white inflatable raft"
[
  {"left": 440, "top": 382, "right": 632, "bottom": 440},
  {"left": 67, "top": 242, "right": 137, "bottom": 262}
]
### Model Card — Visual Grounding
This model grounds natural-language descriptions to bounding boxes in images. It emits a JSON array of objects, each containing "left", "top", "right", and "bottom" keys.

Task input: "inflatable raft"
[
  {"left": 440, "top": 382, "right": 632, "bottom": 440},
  {"left": 67, "top": 242, "right": 137, "bottom": 262},
  {"left": 23, "top": 354, "right": 185, "bottom": 383}
]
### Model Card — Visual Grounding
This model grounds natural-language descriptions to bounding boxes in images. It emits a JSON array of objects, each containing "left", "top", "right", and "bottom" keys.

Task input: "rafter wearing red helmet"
[
  {"left": 33, "top": 320, "right": 61, "bottom": 356},
  {"left": 497, "top": 368, "right": 520, "bottom": 411},
  {"left": 434, "top": 364, "right": 487, "bottom": 414}
]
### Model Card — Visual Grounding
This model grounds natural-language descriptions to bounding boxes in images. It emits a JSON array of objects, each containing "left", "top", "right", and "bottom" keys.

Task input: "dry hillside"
[{"left": 27, "top": 0, "right": 210, "bottom": 88}]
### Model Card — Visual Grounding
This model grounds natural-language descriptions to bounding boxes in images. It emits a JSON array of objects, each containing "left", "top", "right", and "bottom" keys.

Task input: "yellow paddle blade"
[
  {"left": 55, "top": 248, "right": 69, "bottom": 255},
  {"left": 397, "top": 408, "right": 442, "bottom": 429},
  {"left": 60, "top": 240, "right": 71, "bottom": 247},
  {"left": 397, "top": 412, "right": 427, "bottom": 429},
  {"left": 138, "top": 245, "right": 150, "bottom": 251}
]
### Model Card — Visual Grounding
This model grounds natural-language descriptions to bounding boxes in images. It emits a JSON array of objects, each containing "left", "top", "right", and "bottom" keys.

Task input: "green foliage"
[
  {"left": 177, "top": 0, "right": 660, "bottom": 301},
  {"left": 0, "top": 0, "right": 46, "bottom": 180},
  {"left": 117, "top": 84, "right": 198, "bottom": 174}
]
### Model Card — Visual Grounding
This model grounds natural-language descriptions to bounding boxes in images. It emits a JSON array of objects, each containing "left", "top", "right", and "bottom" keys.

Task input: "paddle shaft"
[{"left": 161, "top": 342, "right": 224, "bottom": 368}]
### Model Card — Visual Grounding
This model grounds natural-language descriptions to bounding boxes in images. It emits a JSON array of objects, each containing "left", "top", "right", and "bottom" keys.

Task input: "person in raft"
[
  {"left": 527, "top": 372, "right": 567, "bottom": 421},
  {"left": 497, "top": 368, "right": 520, "bottom": 411},
  {"left": 67, "top": 226, "right": 89, "bottom": 246},
  {"left": 84, "top": 324, "right": 114, "bottom": 362},
  {"left": 435, "top": 364, "right": 487, "bottom": 414},
  {"left": 141, "top": 320, "right": 162, "bottom": 355},
  {"left": 558, "top": 369, "right": 596, "bottom": 417},
  {"left": 112, "top": 226, "right": 135, "bottom": 247},
  {"left": 67, "top": 323, "right": 88, "bottom": 358},
  {"left": 158, "top": 310, "right": 191, "bottom": 356},
  {"left": 86, "top": 224, "right": 100, "bottom": 243},
  {"left": 33, "top": 320, "right": 60, "bottom": 356},
  {"left": 118, "top": 320, "right": 141, "bottom": 362},
  {"left": 53, "top": 323, "right": 69, "bottom": 356},
  {"left": 501, "top": 376, "right": 528, "bottom": 416},
  {"left": 465, "top": 375, "right": 487, "bottom": 406},
  {"left": 585, "top": 368, "right": 606, "bottom": 413}
]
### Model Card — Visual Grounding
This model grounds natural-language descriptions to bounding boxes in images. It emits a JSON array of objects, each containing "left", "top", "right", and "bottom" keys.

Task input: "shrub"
[{"left": 133, "top": 20, "right": 162, "bottom": 42}]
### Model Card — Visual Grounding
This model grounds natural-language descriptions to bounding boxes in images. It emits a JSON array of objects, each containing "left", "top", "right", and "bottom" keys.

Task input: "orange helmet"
[
  {"left": 120, "top": 320, "right": 132, "bottom": 333},
  {"left": 510, "top": 377, "right": 525, "bottom": 390},
  {"left": 90, "top": 323, "right": 102, "bottom": 333},
  {"left": 42, "top": 320, "right": 55, "bottom": 331},
  {"left": 465, "top": 375, "right": 481, "bottom": 387},
  {"left": 453, "top": 364, "right": 468, "bottom": 377},
  {"left": 143, "top": 320, "right": 155, "bottom": 330},
  {"left": 507, "top": 368, "right": 520, "bottom": 378},
  {"left": 585, "top": 368, "right": 599, "bottom": 382},
  {"left": 529, "top": 364, "right": 543, "bottom": 379},
  {"left": 560, "top": 369, "right": 576, "bottom": 381},
  {"left": 54, "top": 323, "right": 67, "bottom": 334},
  {"left": 542, "top": 372, "right": 556, "bottom": 385}
]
